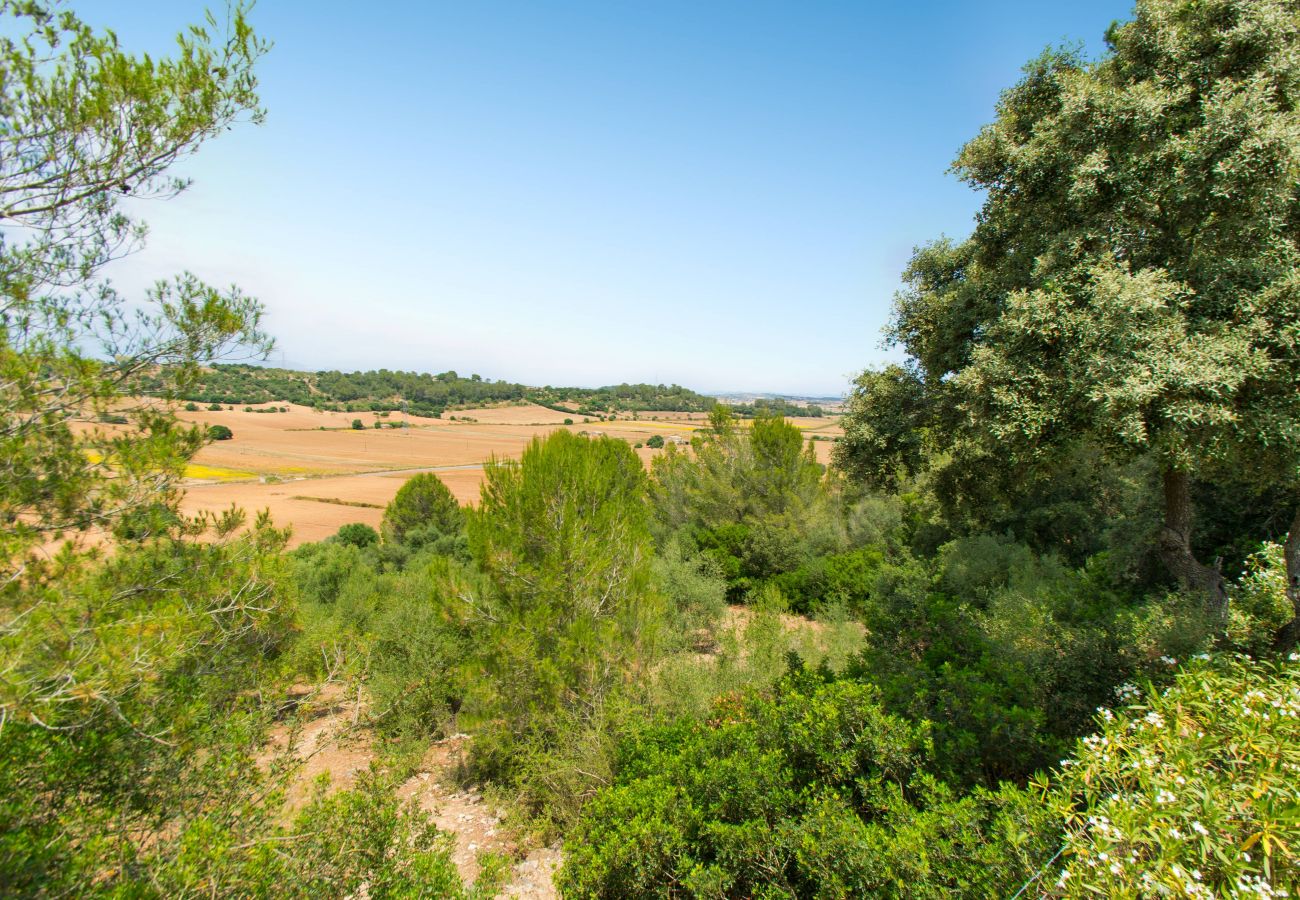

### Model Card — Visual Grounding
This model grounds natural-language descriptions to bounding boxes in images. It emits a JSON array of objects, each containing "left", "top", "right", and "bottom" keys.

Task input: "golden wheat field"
[{"left": 106, "top": 402, "right": 843, "bottom": 547}]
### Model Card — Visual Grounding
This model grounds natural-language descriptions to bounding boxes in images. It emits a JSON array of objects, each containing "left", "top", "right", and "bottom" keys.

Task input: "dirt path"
[
  {"left": 397, "top": 735, "right": 562, "bottom": 898},
  {"left": 274, "top": 689, "right": 561, "bottom": 897}
]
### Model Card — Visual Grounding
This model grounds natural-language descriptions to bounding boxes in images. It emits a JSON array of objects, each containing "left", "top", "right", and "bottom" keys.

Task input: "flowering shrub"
[
  {"left": 1228, "top": 543, "right": 1294, "bottom": 657},
  {"left": 1044, "top": 654, "right": 1300, "bottom": 897}
]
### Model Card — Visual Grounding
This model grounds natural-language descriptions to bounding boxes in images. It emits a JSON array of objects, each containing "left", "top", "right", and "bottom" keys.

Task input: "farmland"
[{"left": 174, "top": 401, "right": 841, "bottom": 546}]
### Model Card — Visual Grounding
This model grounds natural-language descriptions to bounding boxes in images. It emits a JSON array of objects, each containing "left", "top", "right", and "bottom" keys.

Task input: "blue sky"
[{"left": 76, "top": 1, "right": 1133, "bottom": 396}]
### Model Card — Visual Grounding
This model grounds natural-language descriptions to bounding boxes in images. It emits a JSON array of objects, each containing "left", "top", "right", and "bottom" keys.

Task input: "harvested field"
[
  {"left": 134, "top": 401, "right": 826, "bottom": 547},
  {"left": 180, "top": 467, "right": 488, "bottom": 546},
  {"left": 449, "top": 402, "right": 574, "bottom": 425}
]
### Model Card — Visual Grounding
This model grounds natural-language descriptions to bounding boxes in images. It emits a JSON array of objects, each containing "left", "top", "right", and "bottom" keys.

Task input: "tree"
[
  {"left": 381, "top": 472, "right": 463, "bottom": 546},
  {"left": 0, "top": 0, "right": 271, "bottom": 575},
  {"left": 652, "top": 410, "right": 829, "bottom": 600},
  {"left": 351, "top": 418, "right": 364, "bottom": 430},
  {"left": 464, "top": 431, "right": 660, "bottom": 807},
  {"left": 646, "top": 434, "right": 664, "bottom": 449},
  {"left": 852, "top": 0, "right": 1300, "bottom": 626},
  {"left": 207, "top": 424, "right": 234, "bottom": 441},
  {"left": 335, "top": 522, "right": 379, "bottom": 548}
]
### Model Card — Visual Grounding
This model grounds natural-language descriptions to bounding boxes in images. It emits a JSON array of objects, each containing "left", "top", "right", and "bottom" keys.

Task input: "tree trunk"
[
  {"left": 1157, "top": 468, "right": 1228, "bottom": 622},
  {"left": 1273, "top": 505, "right": 1300, "bottom": 652}
]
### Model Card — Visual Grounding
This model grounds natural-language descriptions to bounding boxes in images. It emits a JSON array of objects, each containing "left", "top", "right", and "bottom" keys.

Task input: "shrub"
[
  {"left": 365, "top": 560, "right": 475, "bottom": 741},
  {"left": 560, "top": 669, "right": 1055, "bottom": 898},
  {"left": 646, "top": 434, "right": 664, "bottom": 449},
  {"left": 351, "top": 419, "right": 364, "bottom": 430},
  {"left": 207, "top": 424, "right": 233, "bottom": 441},
  {"left": 382, "top": 473, "right": 463, "bottom": 548},
  {"left": 1045, "top": 653, "right": 1300, "bottom": 897},
  {"left": 184, "top": 402, "right": 199, "bottom": 412},
  {"left": 465, "top": 432, "right": 662, "bottom": 823},
  {"left": 335, "top": 522, "right": 379, "bottom": 548},
  {"left": 564, "top": 418, "right": 574, "bottom": 425}
]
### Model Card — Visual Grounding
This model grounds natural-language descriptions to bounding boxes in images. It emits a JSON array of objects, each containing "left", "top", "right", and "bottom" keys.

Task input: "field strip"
[
  {"left": 184, "top": 461, "right": 488, "bottom": 488},
  {"left": 290, "top": 496, "right": 385, "bottom": 509}
]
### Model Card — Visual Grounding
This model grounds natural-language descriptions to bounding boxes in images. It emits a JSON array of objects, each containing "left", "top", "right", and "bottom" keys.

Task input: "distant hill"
[{"left": 146, "top": 363, "right": 719, "bottom": 418}]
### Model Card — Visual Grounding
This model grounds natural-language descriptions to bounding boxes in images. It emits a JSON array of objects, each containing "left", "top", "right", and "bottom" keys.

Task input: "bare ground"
[{"left": 272, "top": 688, "right": 561, "bottom": 897}]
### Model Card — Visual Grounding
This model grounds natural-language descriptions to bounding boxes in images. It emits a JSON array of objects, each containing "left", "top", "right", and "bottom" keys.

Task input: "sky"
[{"left": 73, "top": 0, "right": 1134, "bottom": 397}]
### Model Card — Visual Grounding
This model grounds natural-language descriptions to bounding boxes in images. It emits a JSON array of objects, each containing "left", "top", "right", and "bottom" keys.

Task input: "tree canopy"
[{"left": 840, "top": 0, "right": 1300, "bottom": 632}]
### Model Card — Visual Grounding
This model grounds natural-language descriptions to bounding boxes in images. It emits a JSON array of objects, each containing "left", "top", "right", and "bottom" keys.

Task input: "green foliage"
[
  {"left": 838, "top": 0, "right": 1300, "bottom": 622},
  {"left": 560, "top": 668, "right": 1057, "bottom": 898},
  {"left": 0, "top": 0, "right": 273, "bottom": 573},
  {"left": 351, "top": 418, "right": 364, "bottom": 430},
  {"left": 652, "top": 411, "right": 832, "bottom": 602},
  {"left": 651, "top": 539, "right": 728, "bottom": 649},
  {"left": 847, "top": 537, "right": 1143, "bottom": 786},
  {"left": 381, "top": 472, "right": 464, "bottom": 550},
  {"left": 464, "top": 431, "right": 662, "bottom": 824},
  {"left": 336, "top": 521, "right": 379, "bottom": 548},
  {"left": 1045, "top": 654, "right": 1300, "bottom": 897},
  {"left": 646, "top": 433, "right": 665, "bottom": 449},
  {"left": 207, "top": 423, "right": 234, "bottom": 441},
  {"left": 155, "top": 363, "right": 718, "bottom": 416},
  {"left": 1229, "top": 543, "right": 1296, "bottom": 656},
  {"left": 292, "top": 539, "right": 373, "bottom": 605}
]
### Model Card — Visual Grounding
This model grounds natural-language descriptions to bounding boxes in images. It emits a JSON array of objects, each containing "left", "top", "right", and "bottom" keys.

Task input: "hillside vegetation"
[
  {"left": 154, "top": 362, "right": 725, "bottom": 418},
  {"left": 3, "top": 0, "right": 1299, "bottom": 897}
]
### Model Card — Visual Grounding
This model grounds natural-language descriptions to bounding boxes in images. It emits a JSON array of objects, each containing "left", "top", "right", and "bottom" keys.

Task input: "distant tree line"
[
  {"left": 145, "top": 364, "right": 721, "bottom": 417},
  {"left": 727, "top": 398, "right": 825, "bottom": 418}
]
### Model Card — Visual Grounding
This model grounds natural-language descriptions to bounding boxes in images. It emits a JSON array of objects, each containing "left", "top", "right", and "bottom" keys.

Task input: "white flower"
[
  {"left": 1191, "top": 820, "right": 1209, "bottom": 837},
  {"left": 1157, "top": 789, "right": 1176, "bottom": 804}
]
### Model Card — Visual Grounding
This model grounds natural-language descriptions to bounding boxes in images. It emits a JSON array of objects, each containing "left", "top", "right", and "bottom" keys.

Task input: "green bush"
[
  {"left": 646, "top": 434, "right": 664, "bottom": 449},
  {"left": 1045, "top": 653, "right": 1300, "bottom": 897},
  {"left": 335, "top": 522, "right": 379, "bottom": 548},
  {"left": 351, "top": 418, "right": 364, "bottom": 430},
  {"left": 560, "top": 668, "right": 1056, "bottom": 898},
  {"left": 365, "top": 558, "right": 476, "bottom": 742},
  {"left": 207, "top": 424, "right": 233, "bottom": 441},
  {"left": 381, "top": 473, "right": 464, "bottom": 549},
  {"left": 464, "top": 431, "right": 662, "bottom": 826}
]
